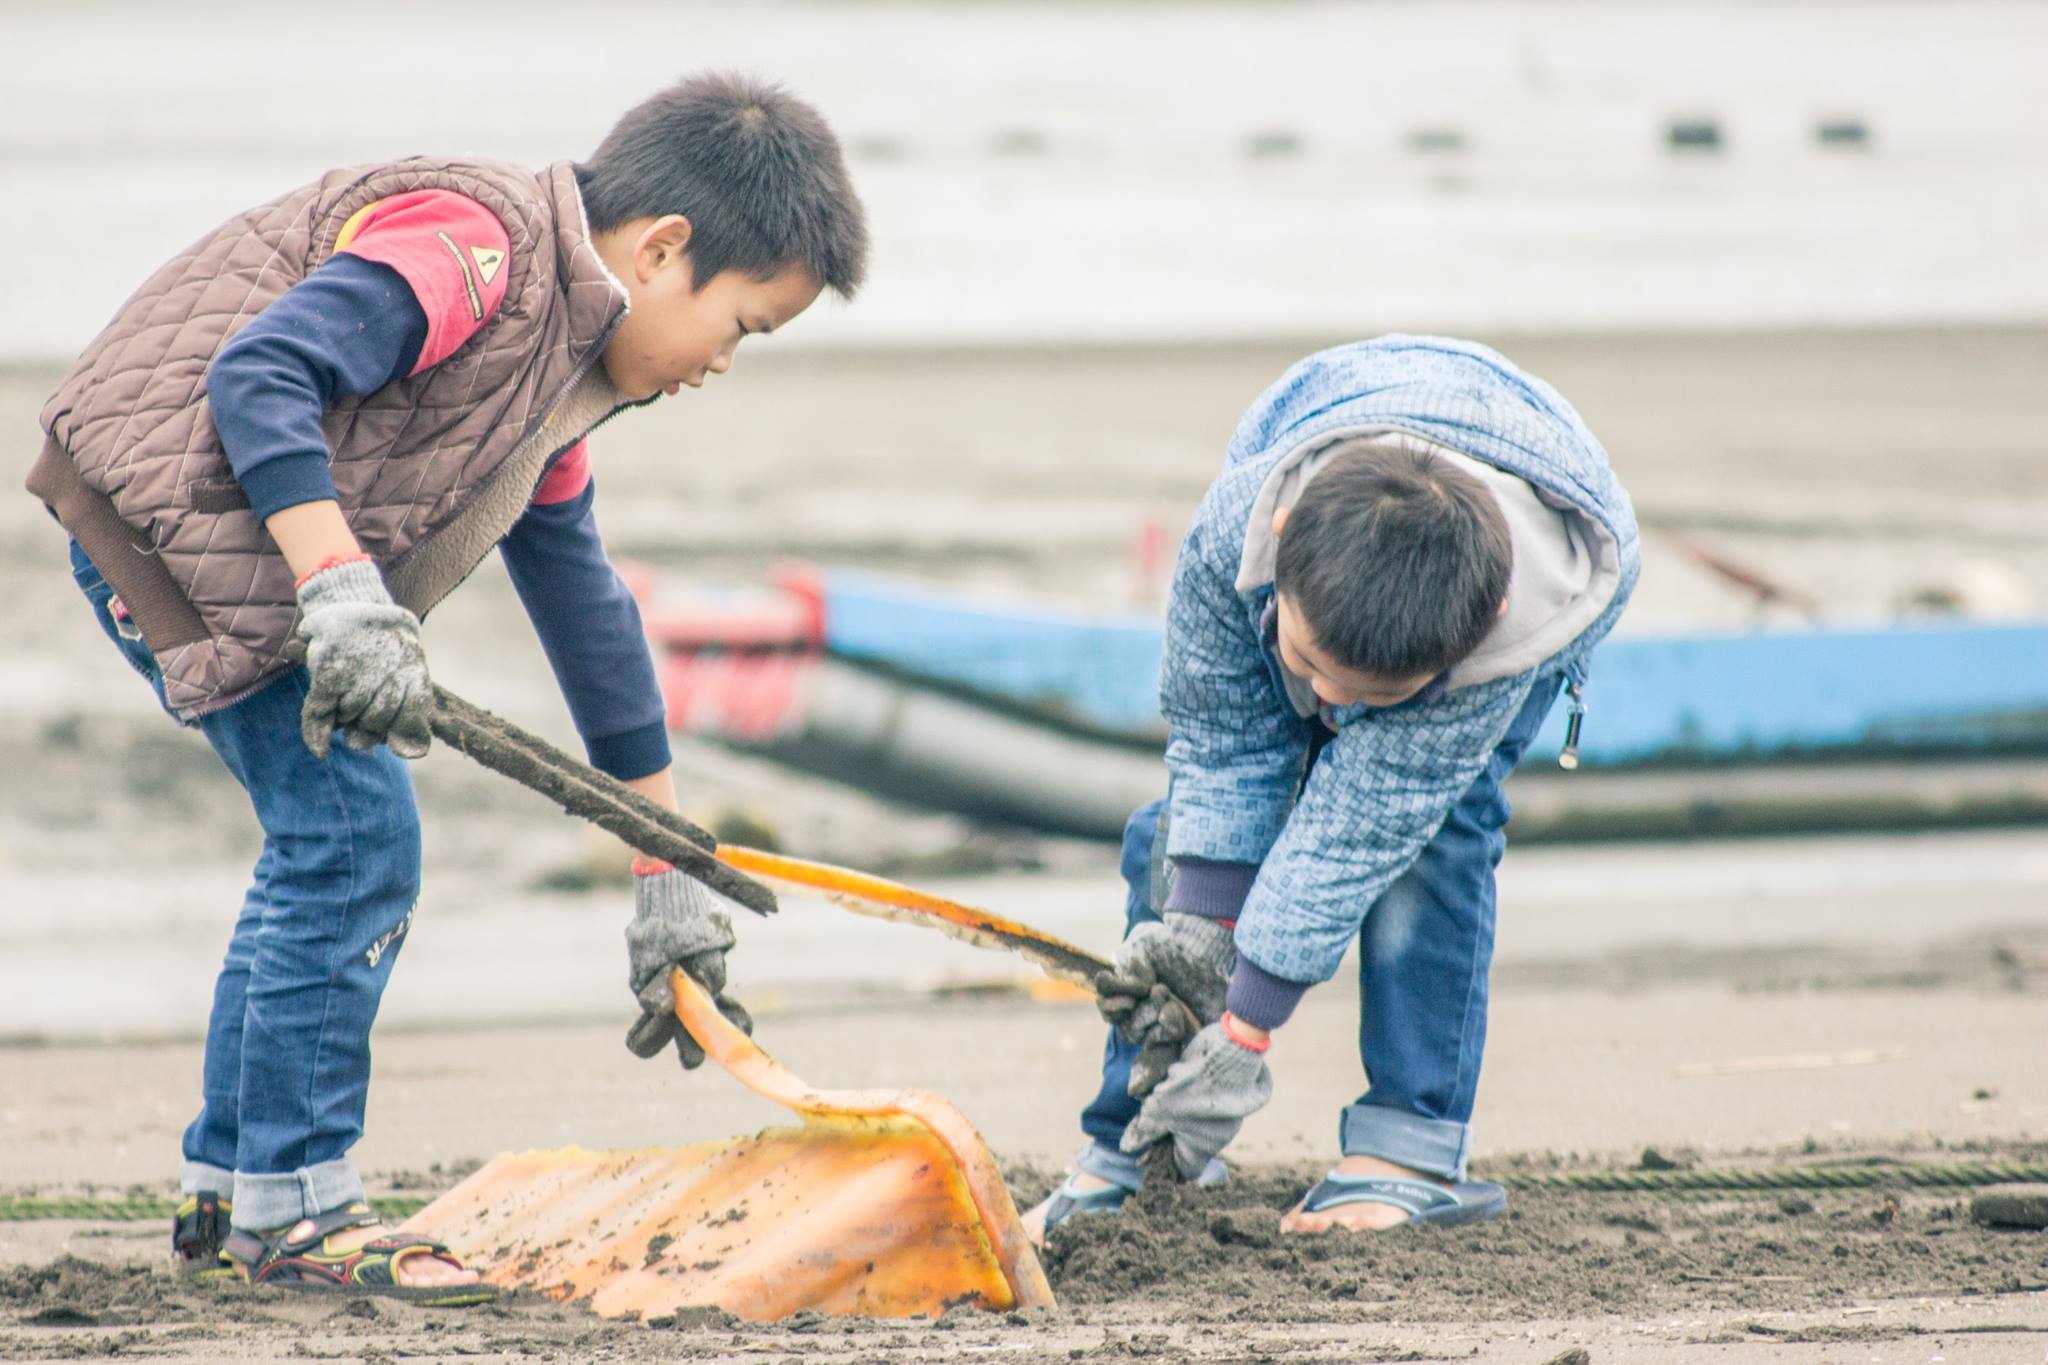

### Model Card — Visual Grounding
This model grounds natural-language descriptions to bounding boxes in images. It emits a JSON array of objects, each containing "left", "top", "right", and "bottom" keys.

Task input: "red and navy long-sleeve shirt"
[{"left": 206, "top": 190, "right": 670, "bottom": 780}]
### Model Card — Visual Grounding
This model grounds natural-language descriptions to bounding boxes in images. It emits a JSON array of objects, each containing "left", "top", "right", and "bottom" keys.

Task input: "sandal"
[
  {"left": 170, "top": 1190, "right": 234, "bottom": 1277},
  {"left": 1040, "top": 1173, "right": 1134, "bottom": 1233},
  {"left": 1296, "top": 1173, "right": 1507, "bottom": 1228},
  {"left": 220, "top": 1200, "right": 498, "bottom": 1306},
  {"left": 1040, "top": 1152, "right": 1232, "bottom": 1235}
]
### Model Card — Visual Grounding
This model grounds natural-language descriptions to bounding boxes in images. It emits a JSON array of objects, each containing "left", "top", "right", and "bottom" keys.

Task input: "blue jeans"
[
  {"left": 71, "top": 542, "right": 421, "bottom": 1231},
  {"left": 1078, "top": 674, "right": 1561, "bottom": 1185}
]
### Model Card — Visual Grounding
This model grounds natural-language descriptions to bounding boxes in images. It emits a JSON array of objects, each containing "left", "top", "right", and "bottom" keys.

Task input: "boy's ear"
[
  {"left": 1271, "top": 505, "right": 1291, "bottom": 538},
  {"left": 1497, "top": 594, "right": 1511, "bottom": 619},
  {"left": 632, "top": 215, "right": 694, "bottom": 280}
]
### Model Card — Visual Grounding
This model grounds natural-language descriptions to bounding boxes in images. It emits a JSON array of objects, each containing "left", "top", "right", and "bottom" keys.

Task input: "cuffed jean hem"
[
  {"left": 1339, "top": 1103, "right": 1472, "bottom": 1181},
  {"left": 229, "top": 1158, "right": 366, "bottom": 1233},
  {"left": 180, "top": 1161, "right": 235, "bottom": 1200},
  {"left": 1076, "top": 1141, "right": 1228, "bottom": 1191}
]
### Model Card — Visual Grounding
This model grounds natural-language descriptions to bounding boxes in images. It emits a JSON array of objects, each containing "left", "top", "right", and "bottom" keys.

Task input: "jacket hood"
[
  {"left": 1218, "top": 335, "right": 1641, "bottom": 710},
  {"left": 1236, "top": 427, "right": 1625, "bottom": 701}
]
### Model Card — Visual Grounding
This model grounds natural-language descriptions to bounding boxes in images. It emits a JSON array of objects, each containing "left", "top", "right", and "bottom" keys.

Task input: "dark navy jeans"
[
  {"left": 1078, "top": 673, "right": 1562, "bottom": 1186},
  {"left": 71, "top": 543, "right": 420, "bottom": 1231}
]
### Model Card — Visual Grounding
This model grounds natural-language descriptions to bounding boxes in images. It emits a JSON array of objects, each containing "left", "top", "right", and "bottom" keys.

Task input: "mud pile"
[
  {"left": 4, "top": 1159, "right": 2045, "bottom": 1363},
  {"left": 1039, "top": 1170, "right": 2048, "bottom": 1320},
  {"left": 0, "top": 1257, "right": 175, "bottom": 1327}
]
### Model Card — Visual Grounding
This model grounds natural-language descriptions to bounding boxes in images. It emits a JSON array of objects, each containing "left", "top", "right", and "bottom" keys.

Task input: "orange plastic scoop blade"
[
  {"left": 402, "top": 970, "right": 1053, "bottom": 1321},
  {"left": 714, "top": 845, "right": 1110, "bottom": 989}
]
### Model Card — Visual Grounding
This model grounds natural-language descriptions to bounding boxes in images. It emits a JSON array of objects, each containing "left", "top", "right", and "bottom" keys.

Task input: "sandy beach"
[
  {"left": 7, "top": 0, "right": 2047, "bottom": 1348},
  {"left": 4, "top": 324, "right": 2047, "bottom": 1359}
]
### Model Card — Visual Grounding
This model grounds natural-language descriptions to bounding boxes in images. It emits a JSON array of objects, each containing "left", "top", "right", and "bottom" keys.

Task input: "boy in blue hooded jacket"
[{"left": 1026, "top": 335, "right": 1639, "bottom": 1239}]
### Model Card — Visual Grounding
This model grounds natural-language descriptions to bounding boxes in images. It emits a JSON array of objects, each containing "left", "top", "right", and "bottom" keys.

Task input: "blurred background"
[
  {"left": 5, "top": 0, "right": 2046, "bottom": 352},
  {"left": 2, "top": 1, "right": 2045, "bottom": 1169}
]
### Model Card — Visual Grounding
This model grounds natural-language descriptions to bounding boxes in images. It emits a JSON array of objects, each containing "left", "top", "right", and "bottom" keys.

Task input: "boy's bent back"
[{"left": 32, "top": 157, "right": 623, "bottom": 719}]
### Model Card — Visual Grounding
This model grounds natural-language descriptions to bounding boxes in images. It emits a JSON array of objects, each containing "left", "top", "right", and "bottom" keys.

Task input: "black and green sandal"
[
  {"left": 171, "top": 1190, "right": 235, "bottom": 1278},
  {"left": 220, "top": 1201, "right": 497, "bottom": 1307}
]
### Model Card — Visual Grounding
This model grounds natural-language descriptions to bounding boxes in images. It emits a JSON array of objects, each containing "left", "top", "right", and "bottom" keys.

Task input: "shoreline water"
[{"left": 7, "top": 1, "right": 2047, "bottom": 359}]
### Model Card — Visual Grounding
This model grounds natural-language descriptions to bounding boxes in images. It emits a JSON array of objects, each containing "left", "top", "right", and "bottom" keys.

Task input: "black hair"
[
  {"left": 577, "top": 72, "right": 868, "bottom": 297},
  {"left": 1274, "top": 446, "right": 1513, "bottom": 678}
]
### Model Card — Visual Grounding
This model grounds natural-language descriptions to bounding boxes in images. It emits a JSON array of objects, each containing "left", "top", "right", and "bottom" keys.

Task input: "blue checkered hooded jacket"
[{"left": 1162, "top": 335, "right": 1641, "bottom": 986}]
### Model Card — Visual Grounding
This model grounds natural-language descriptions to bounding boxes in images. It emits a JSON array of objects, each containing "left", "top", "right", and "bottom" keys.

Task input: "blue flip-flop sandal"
[{"left": 1297, "top": 1173, "right": 1508, "bottom": 1228}]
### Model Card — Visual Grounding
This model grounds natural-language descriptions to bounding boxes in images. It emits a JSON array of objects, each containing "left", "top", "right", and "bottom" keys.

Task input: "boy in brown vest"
[{"left": 28, "top": 73, "right": 867, "bottom": 1299}]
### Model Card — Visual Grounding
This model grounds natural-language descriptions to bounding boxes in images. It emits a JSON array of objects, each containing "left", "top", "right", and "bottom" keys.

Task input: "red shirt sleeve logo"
[{"left": 470, "top": 244, "right": 506, "bottom": 286}]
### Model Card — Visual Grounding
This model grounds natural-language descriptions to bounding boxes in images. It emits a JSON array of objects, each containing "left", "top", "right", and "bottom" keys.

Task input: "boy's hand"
[
  {"left": 1095, "top": 913, "right": 1235, "bottom": 1045},
  {"left": 623, "top": 863, "right": 751, "bottom": 1070},
  {"left": 292, "top": 556, "right": 434, "bottom": 759},
  {"left": 1120, "top": 1016, "right": 1272, "bottom": 1180},
  {"left": 1120, "top": 984, "right": 1205, "bottom": 1099}
]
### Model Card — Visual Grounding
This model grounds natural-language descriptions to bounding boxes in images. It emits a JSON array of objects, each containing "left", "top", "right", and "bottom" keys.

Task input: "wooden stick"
[{"left": 428, "top": 685, "right": 777, "bottom": 917}]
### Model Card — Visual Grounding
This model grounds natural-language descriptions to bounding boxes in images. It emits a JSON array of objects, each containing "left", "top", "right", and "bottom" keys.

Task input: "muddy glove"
[
  {"left": 624, "top": 862, "right": 752, "bottom": 1070},
  {"left": 291, "top": 556, "right": 433, "bottom": 760},
  {"left": 1097, "top": 916, "right": 1236, "bottom": 1047},
  {"left": 1119, "top": 1018, "right": 1272, "bottom": 1182}
]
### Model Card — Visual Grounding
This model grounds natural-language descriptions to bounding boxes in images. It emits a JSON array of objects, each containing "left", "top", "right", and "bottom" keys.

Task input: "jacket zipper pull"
[{"left": 1558, "top": 680, "right": 1587, "bottom": 770}]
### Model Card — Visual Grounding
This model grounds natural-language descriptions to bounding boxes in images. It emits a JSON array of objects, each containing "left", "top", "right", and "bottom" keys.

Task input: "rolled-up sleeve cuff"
[
  {"left": 237, "top": 453, "right": 340, "bottom": 522},
  {"left": 1164, "top": 857, "right": 1258, "bottom": 921},
  {"left": 586, "top": 720, "right": 671, "bottom": 782},
  {"left": 1225, "top": 955, "right": 1311, "bottom": 1031}
]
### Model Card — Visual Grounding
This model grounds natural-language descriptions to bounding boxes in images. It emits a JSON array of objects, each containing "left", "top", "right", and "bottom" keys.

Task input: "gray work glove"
[
  {"left": 1119, "top": 1020, "right": 1272, "bottom": 1182},
  {"left": 291, "top": 557, "right": 434, "bottom": 760},
  {"left": 1095, "top": 913, "right": 1235, "bottom": 1094},
  {"left": 624, "top": 865, "right": 752, "bottom": 1070}
]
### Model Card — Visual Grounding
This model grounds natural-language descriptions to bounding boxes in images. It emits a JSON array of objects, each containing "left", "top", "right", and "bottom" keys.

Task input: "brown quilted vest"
[{"left": 28, "top": 156, "right": 629, "bottom": 718}]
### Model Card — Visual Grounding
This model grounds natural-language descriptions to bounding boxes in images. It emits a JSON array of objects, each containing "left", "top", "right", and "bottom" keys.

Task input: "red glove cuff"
[
  {"left": 631, "top": 856, "right": 674, "bottom": 878},
  {"left": 1219, "top": 1011, "right": 1271, "bottom": 1053},
  {"left": 293, "top": 553, "right": 373, "bottom": 591}
]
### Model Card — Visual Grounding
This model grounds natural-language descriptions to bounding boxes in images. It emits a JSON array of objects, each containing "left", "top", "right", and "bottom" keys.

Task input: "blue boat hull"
[{"left": 819, "top": 571, "right": 2048, "bottom": 766}]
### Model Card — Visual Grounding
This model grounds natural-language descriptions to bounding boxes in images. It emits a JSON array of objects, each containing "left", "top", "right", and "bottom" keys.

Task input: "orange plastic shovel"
[
  {"left": 402, "top": 967, "right": 1054, "bottom": 1321},
  {"left": 415, "top": 688, "right": 1090, "bottom": 1320},
  {"left": 713, "top": 845, "right": 1110, "bottom": 988}
]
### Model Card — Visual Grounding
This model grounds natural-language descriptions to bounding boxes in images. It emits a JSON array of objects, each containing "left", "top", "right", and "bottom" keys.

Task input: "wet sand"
[
  {"left": 4, "top": 1149, "right": 2046, "bottom": 1363},
  {"left": 3, "top": 968, "right": 2045, "bottom": 1360}
]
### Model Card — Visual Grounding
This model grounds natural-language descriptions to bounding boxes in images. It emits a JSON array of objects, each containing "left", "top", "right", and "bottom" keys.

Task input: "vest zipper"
[
  {"left": 524, "top": 323, "right": 661, "bottom": 476},
  {"left": 583, "top": 390, "right": 658, "bottom": 439},
  {"left": 530, "top": 308, "right": 631, "bottom": 449}
]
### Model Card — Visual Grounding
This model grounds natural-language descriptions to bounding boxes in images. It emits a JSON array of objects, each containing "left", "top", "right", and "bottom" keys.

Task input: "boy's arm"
[
  {"left": 202, "top": 252, "right": 443, "bottom": 754},
  {"left": 622, "top": 766, "right": 681, "bottom": 814},
  {"left": 207, "top": 252, "right": 430, "bottom": 525},
  {"left": 207, "top": 191, "right": 514, "bottom": 549},
  {"left": 1224, "top": 671, "right": 1539, "bottom": 1028},
  {"left": 1158, "top": 508, "right": 1310, "bottom": 875},
  {"left": 265, "top": 500, "right": 372, "bottom": 581},
  {"left": 207, "top": 253, "right": 430, "bottom": 571},
  {"left": 498, "top": 467, "right": 672, "bottom": 783},
  {"left": 1099, "top": 478, "right": 1303, "bottom": 1070},
  {"left": 202, "top": 194, "right": 514, "bottom": 755},
  {"left": 504, "top": 477, "right": 758, "bottom": 1074}
]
